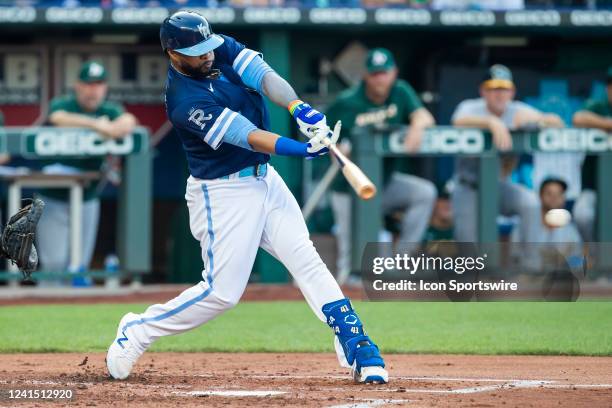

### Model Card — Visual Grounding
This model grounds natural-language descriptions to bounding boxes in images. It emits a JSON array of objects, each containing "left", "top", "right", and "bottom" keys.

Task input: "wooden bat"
[{"left": 321, "top": 121, "right": 377, "bottom": 200}]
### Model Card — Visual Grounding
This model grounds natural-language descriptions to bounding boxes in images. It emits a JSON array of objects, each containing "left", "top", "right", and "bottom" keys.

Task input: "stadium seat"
[{"left": 524, "top": 79, "right": 583, "bottom": 126}]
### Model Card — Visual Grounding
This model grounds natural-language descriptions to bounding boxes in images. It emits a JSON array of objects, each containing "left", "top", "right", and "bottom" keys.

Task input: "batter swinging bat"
[{"left": 322, "top": 121, "right": 377, "bottom": 200}]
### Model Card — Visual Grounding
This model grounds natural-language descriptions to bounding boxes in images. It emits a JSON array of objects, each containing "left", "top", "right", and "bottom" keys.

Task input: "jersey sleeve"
[
  {"left": 397, "top": 81, "right": 423, "bottom": 116},
  {"left": 171, "top": 100, "right": 258, "bottom": 151},
  {"left": 582, "top": 99, "right": 608, "bottom": 116},
  {"left": 48, "top": 96, "right": 69, "bottom": 114},
  {"left": 217, "top": 34, "right": 273, "bottom": 93},
  {"left": 451, "top": 99, "right": 478, "bottom": 123}
]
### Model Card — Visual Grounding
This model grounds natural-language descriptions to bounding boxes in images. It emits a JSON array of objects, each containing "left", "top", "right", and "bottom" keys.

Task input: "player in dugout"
[
  {"left": 326, "top": 48, "right": 437, "bottom": 284},
  {"left": 36, "top": 61, "right": 137, "bottom": 279},
  {"left": 451, "top": 64, "right": 563, "bottom": 243}
]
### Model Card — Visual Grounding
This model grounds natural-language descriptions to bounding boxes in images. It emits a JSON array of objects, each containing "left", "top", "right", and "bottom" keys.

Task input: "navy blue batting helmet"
[{"left": 160, "top": 10, "right": 224, "bottom": 56}]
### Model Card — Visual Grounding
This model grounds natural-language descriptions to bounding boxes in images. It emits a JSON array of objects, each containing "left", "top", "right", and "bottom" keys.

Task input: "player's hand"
[
  {"left": 488, "top": 116, "right": 513, "bottom": 151},
  {"left": 93, "top": 116, "right": 114, "bottom": 138},
  {"left": 306, "top": 121, "right": 341, "bottom": 158},
  {"left": 288, "top": 100, "right": 328, "bottom": 139},
  {"left": 93, "top": 116, "right": 127, "bottom": 140}
]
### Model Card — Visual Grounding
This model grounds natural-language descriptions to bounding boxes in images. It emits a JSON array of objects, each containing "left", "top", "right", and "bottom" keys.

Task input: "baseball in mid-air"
[{"left": 545, "top": 208, "right": 571, "bottom": 228}]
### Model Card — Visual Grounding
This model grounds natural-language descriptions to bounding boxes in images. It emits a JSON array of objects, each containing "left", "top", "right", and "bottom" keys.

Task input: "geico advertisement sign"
[
  {"left": 32, "top": 130, "right": 134, "bottom": 156},
  {"left": 538, "top": 129, "right": 612, "bottom": 152},
  {"left": 389, "top": 129, "right": 485, "bottom": 154}
]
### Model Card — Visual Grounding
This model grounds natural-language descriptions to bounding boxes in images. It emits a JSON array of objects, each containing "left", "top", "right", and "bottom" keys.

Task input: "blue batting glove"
[{"left": 288, "top": 99, "right": 328, "bottom": 139}]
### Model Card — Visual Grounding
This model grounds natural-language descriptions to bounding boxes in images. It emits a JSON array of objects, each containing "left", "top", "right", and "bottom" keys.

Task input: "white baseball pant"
[{"left": 122, "top": 165, "right": 345, "bottom": 356}]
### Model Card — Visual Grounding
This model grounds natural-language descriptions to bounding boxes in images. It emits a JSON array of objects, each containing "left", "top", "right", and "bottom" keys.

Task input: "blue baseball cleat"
[{"left": 351, "top": 339, "right": 389, "bottom": 384}]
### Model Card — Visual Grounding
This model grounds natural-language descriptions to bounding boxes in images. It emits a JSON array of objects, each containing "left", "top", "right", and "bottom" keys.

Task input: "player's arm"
[
  {"left": 573, "top": 109, "right": 612, "bottom": 130},
  {"left": 453, "top": 115, "right": 513, "bottom": 151},
  {"left": 405, "top": 108, "right": 435, "bottom": 152},
  {"left": 173, "top": 102, "right": 334, "bottom": 157},
  {"left": 227, "top": 43, "right": 326, "bottom": 138},
  {"left": 512, "top": 105, "right": 564, "bottom": 129},
  {"left": 452, "top": 101, "right": 512, "bottom": 151},
  {"left": 49, "top": 110, "right": 102, "bottom": 129},
  {"left": 247, "top": 128, "right": 337, "bottom": 158},
  {"left": 49, "top": 110, "right": 137, "bottom": 139},
  {"left": 258, "top": 68, "right": 327, "bottom": 139},
  {"left": 95, "top": 113, "right": 138, "bottom": 140},
  {"left": 226, "top": 42, "right": 299, "bottom": 107},
  {"left": 399, "top": 82, "right": 435, "bottom": 152}
]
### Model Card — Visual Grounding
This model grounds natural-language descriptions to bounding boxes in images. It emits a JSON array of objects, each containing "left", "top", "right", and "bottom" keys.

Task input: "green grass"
[{"left": 1, "top": 302, "right": 611, "bottom": 355}]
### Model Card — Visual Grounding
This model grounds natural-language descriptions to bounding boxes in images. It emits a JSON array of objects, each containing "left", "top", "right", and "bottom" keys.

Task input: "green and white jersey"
[
  {"left": 326, "top": 80, "right": 423, "bottom": 193},
  {"left": 42, "top": 94, "right": 125, "bottom": 201}
]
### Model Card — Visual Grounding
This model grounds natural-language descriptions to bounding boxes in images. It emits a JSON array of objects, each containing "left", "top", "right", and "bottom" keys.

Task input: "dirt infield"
[{"left": 1, "top": 353, "right": 611, "bottom": 407}]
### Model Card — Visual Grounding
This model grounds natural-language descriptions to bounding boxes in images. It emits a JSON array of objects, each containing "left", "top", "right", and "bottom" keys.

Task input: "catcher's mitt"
[{"left": 1, "top": 198, "right": 44, "bottom": 280}]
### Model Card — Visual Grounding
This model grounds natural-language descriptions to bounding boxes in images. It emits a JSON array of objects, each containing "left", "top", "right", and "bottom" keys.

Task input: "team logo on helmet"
[{"left": 197, "top": 23, "right": 210, "bottom": 38}]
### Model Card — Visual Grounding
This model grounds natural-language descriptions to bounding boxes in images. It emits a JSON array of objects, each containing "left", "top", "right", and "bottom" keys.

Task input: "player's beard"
[{"left": 179, "top": 60, "right": 214, "bottom": 79}]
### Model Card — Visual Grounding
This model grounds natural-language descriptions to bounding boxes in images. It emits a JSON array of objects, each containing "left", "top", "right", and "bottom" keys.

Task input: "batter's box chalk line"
[
  {"left": 175, "top": 375, "right": 612, "bottom": 396},
  {"left": 327, "top": 399, "right": 410, "bottom": 408},
  {"left": 173, "top": 390, "right": 287, "bottom": 397}
]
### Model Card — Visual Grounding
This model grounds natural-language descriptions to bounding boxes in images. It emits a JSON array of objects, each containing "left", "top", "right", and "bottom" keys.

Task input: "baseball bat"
[{"left": 323, "top": 121, "right": 377, "bottom": 200}]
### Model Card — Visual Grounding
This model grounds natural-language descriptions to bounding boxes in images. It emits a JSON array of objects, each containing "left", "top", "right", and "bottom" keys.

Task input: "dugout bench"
[
  {"left": 0, "top": 127, "right": 152, "bottom": 283},
  {"left": 351, "top": 126, "right": 612, "bottom": 272}
]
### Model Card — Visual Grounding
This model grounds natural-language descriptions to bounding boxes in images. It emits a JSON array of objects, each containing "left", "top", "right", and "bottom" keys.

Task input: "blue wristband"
[{"left": 274, "top": 136, "right": 308, "bottom": 157}]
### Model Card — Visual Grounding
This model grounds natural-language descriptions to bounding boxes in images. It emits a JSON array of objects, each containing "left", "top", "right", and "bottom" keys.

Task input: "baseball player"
[
  {"left": 106, "top": 10, "right": 388, "bottom": 384},
  {"left": 451, "top": 64, "right": 561, "bottom": 242},
  {"left": 326, "top": 48, "right": 437, "bottom": 283},
  {"left": 37, "top": 61, "right": 137, "bottom": 275}
]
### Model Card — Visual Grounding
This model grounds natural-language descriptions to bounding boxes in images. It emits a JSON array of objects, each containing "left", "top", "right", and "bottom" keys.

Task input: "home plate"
[{"left": 178, "top": 390, "right": 288, "bottom": 397}]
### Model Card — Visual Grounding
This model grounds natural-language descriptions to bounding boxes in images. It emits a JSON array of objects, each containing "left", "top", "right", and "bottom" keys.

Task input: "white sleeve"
[
  {"left": 232, "top": 48, "right": 273, "bottom": 93},
  {"left": 513, "top": 101, "right": 542, "bottom": 116},
  {"left": 451, "top": 99, "right": 481, "bottom": 123}
]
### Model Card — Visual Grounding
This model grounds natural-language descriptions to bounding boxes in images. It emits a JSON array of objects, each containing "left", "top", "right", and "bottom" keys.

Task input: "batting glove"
[
  {"left": 306, "top": 121, "right": 341, "bottom": 158},
  {"left": 288, "top": 99, "right": 328, "bottom": 139}
]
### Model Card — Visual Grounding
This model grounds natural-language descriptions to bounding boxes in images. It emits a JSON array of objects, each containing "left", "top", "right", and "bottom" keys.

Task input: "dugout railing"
[{"left": 351, "top": 126, "right": 612, "bottom": 272}]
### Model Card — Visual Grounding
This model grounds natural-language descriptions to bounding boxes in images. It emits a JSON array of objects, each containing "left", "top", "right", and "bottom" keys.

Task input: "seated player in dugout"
[
  {"left": 36, "top": 61, "right": 137, "bottom": 274},
  {"left": 326, "top": 48, "right": 437, "bottom": 284},
  {"left": 572, "top": 67, "right": 612, "bottom": 242},
  {"left": 451, "top": 64, "right": 563, "bottom": 243}
]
